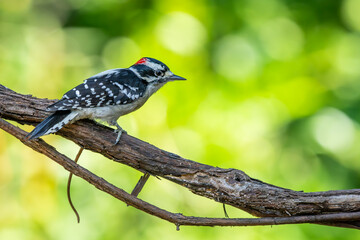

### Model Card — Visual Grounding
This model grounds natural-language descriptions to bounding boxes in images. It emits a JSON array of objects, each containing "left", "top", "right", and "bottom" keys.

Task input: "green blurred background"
[{"left": 1, "top": 0, "right": 360, "bottom": 239}]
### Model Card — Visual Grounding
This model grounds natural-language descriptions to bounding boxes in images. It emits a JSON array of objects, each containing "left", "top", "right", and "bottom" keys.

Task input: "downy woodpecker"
[{"left": 27, "top": 57, "right": 186, "bottom": 144}]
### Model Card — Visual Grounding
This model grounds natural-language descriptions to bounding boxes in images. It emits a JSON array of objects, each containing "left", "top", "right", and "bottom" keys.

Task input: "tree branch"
[{"left": 1, "top": 84, "right": 360, "bottom": 229}]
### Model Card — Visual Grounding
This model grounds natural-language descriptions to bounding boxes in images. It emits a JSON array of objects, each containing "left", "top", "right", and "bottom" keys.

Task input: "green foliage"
[{"left": 1, "top": 0, "right": 360, "bottom": 239}]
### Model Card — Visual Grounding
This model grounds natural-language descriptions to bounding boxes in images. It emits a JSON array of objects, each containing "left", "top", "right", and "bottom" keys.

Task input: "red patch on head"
[{"left": 135, "top": 57, "right": 147, "bottom": 65}]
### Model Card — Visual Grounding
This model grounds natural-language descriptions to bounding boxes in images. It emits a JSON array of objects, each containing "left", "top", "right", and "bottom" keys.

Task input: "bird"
[{"left": 26, "top": 57, "right": 186, "bottom": 144}]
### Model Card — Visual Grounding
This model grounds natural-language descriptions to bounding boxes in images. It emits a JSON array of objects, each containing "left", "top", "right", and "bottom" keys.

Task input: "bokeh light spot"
[
  {"left": 342, "top": 0, "right": 360, "bottom": 31},
  {"left": 213, "top": 35, "right": 260, "bottom": 80},
  {"left": 156, "top": 12, "right": 207, "bottom": 55},
  {"left": 259, "top": 18, "right": 304, "bottom": 60},
  {"left": 311, "top": 108, "right": 355, "bottom": 153},
  {"left": 334, "top": 34, "right": 360, "bottom": 76},
  {"left": 236, "top": 0, "right": 289, "bottom": 25}
]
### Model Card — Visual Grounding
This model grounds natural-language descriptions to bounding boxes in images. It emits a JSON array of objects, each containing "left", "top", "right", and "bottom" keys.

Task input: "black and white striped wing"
[{"left": 47, "top": 69, "right": 147, "bottom": 111}]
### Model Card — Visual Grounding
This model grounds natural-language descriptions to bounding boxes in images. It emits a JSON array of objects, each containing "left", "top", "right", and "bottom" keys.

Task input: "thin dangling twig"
[
  {"left": 126, "top": 173, "right": 151, "bottom": 207},
  {"left": 131, "top": 172, "right": 150, "bottom": 197},
  {"left": 67, "top": 147, "right": 84, "bottom": 223},
  {"left": 223, "top": 203, "right": 229, "bottom": 218}
]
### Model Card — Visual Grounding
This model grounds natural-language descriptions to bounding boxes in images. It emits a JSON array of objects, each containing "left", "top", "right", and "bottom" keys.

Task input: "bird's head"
[{"left": 130, "top": 57, "right": 186, "bottom": 84}]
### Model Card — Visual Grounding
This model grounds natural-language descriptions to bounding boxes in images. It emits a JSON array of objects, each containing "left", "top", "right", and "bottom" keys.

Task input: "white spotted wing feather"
[{"left": 47, "top": 69, "right": 146, "bottom": 111}]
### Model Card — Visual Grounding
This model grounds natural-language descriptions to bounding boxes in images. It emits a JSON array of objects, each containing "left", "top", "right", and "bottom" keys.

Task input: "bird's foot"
[{"left": 114, "top": 126, "right": 127, "bottom": 145}]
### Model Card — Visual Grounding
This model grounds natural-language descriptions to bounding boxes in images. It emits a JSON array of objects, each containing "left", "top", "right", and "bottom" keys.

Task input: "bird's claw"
[
  {"left": 114, "top": 128, "right": 127, "bottom": 145},
  {"left": 114, "top": 130, "right": 122, "bottom": 145}
]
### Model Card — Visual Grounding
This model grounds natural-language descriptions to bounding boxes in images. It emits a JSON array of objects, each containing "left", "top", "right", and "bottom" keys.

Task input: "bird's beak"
[{"left": 168, "top": 74, "right": 186, "bottom": 81}]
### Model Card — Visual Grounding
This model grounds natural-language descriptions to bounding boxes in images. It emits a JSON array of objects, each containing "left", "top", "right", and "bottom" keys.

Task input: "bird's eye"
[{"left": 155, "top": 70, "right": 164, "bottom": 77}]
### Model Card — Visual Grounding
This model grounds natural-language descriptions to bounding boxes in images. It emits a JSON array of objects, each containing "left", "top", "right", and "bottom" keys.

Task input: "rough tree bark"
[{"left": 1, "top": 84, "right": 360, "bottom": 230}]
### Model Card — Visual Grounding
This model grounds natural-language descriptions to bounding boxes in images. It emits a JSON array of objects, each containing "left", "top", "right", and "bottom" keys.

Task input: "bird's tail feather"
[{"left": 27, "top": 110, "right": 78, "bottom": 140}]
